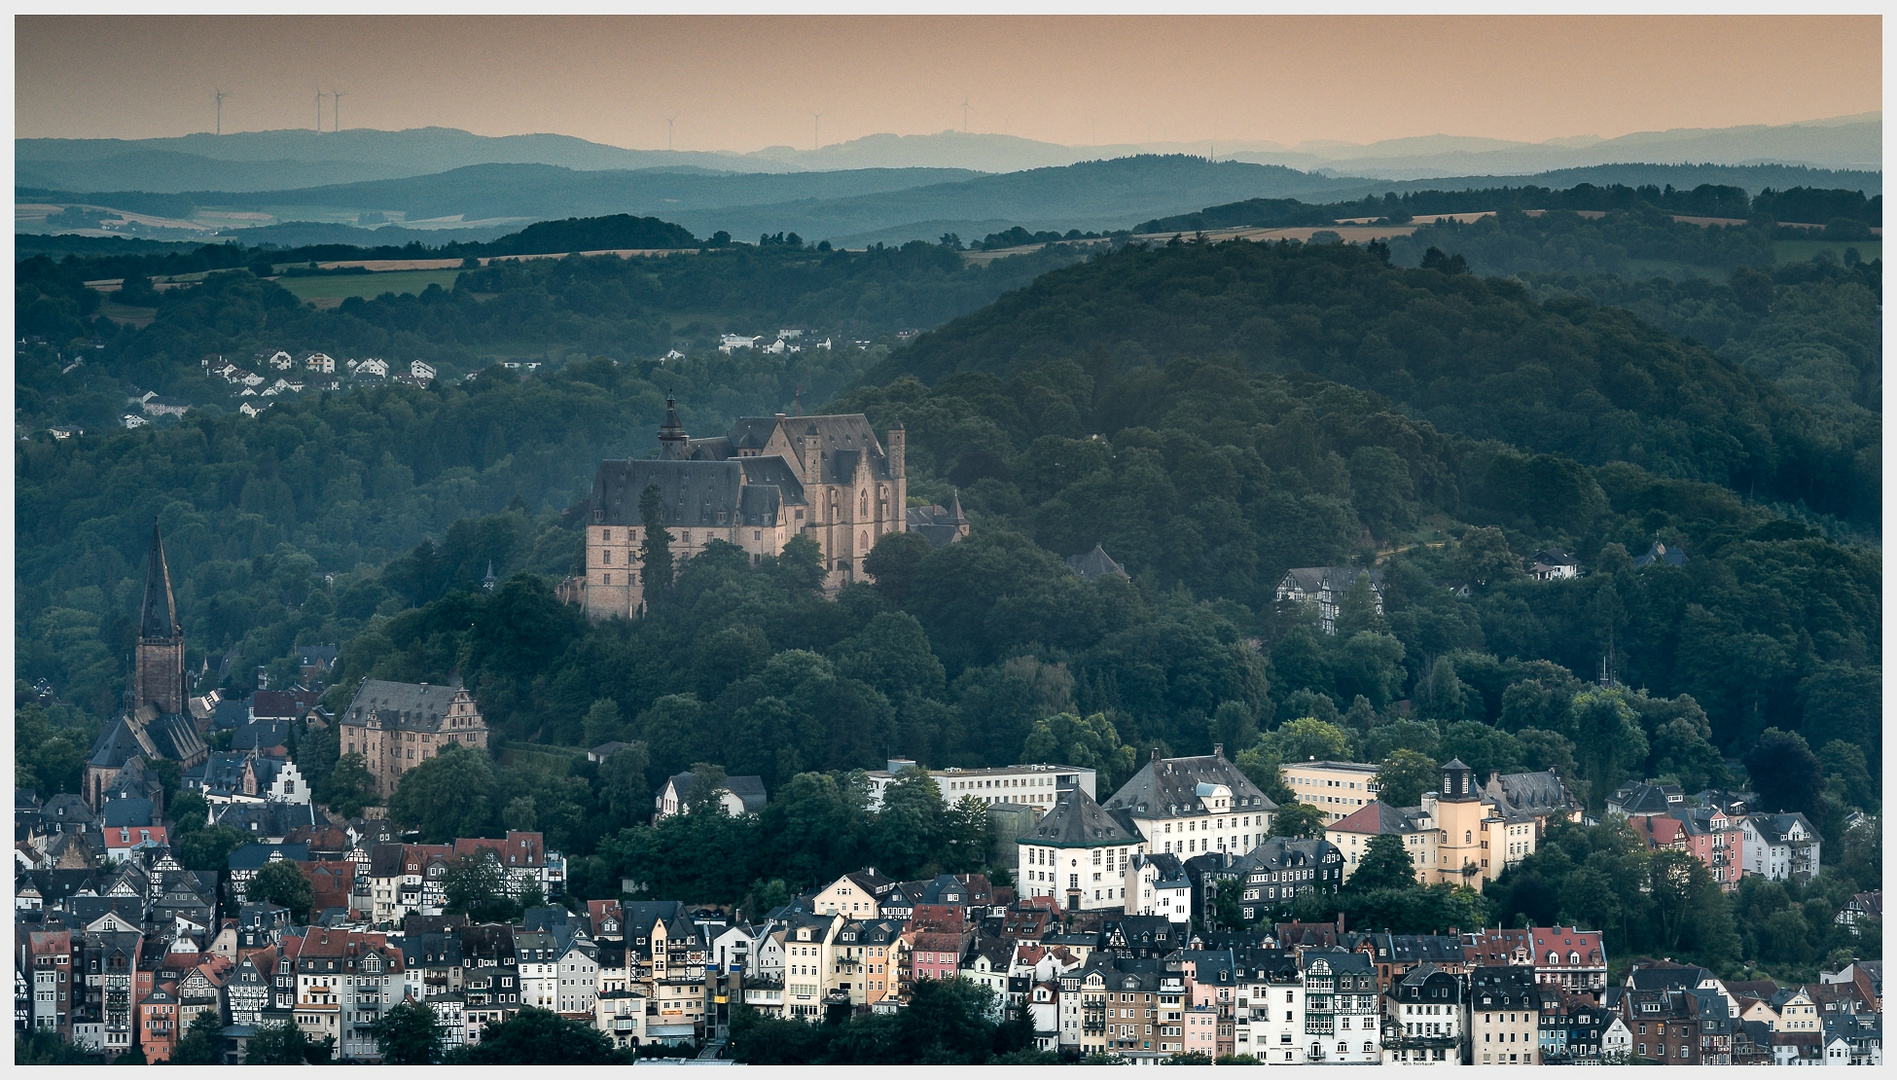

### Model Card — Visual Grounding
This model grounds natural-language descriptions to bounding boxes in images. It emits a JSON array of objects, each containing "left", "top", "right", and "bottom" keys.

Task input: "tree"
[
  {"left": 1272, "top": 801, "right": 1327, "bottom": 839},
  {"left": 245, "top": 1021, "right": 320, "bottom": 1064},
  {"left": 387, "top": 742, "right": 496, "bottom": 842},
  {"left": 864, "top": 531, "right": 935, "bottom": 607},
  {"left": 169, "top": 1009, "right": 226, "bottom": 1065},
  {"left": 1374, "top": 749, "right": 1439, "bottom": 809},
  {"left": 442, "top": 851, "right": 516, "bottom": 923},
  {"left": 450, "top": 1007, "right": 624, "bottom": 1064},
  {"left": 167, "top": 789, "right": 209, "bottom": 835},
  {"left": 870, "top": 766, "right": 948, "bottom": 879},
  {"left": 638, "top": 483, "right": 674, "bottom": 610},
  {"left": 1563, "top": 690, "right": 1648, "bottom": 811},
  {"left": 599, "top": 741, "right": 652, "bottom": 824},
  {"left": 247, "top": 859, "right": 315, "bottom": 922},
  {"left": 1020, "top": 712, "right": 1138, "bottom": 794},
  {"left": 941, "top": 795, "right": 991, "bottom": 872},
  {"left": 685, "top": 762, "right": 731, "bottom": 814},
  {"left": 1744, "top": 728, "right": 1825, "bottom": 828},
  {"left": 1456, "top": 526, "right": 1518, "bottom": 585},
  {"left": 318, "top": 753, "right": 377, "bottom": 818},
  {"left": 1269, "top": 716, "right": 1355, "bottom": 765},
  {"left": 581, "top": 698, "right": 624, "bottom": 748},
  {"left": 1349, "top": 833, "right": 1417, "bottom": 893},
  {"left": 16, "top": 1030, "right": 94, "bottom": 1063},
  {"left": 371, "top": 998, "right": 445, "bottom": 1065},
  {"left": 177, "top": 824, "right": 249, "bottom": 873}
]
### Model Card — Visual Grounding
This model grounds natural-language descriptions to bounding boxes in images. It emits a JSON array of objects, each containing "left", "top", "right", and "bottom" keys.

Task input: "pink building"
[
  {"left": 910, "top": 931, "right": 964, "bottom": 982},
  {"left": 1673, "top": 807, "right": 1744, "bottom": 891},
  {"left": 1184, "top": 1003, "right": 1220, "bottom": 1057}
]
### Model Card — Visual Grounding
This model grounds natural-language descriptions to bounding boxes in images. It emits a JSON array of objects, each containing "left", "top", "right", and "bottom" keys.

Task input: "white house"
[
  {"left": 1741, "top": 813, "right": 1821, "bottom": 882},
  {"left": 409, "top": 360, "right": 436, "bottom": 385},
  {"left": 120, "top": 414, "right": 149, "bottom": 429},
  {"left": 654, "top": 771, "right": 768, "bottom": 820},
  {"left": 262, "top": 351, "right": 295, "bottom": 370},
  {"left": 304, "top": 352, "right": 336, "bottom": 373},
  {"left": 718, "top": 334, "right": 760, "bottom": 353},
  {"left": 1123, "top": 853, "right": 1191, "bottom": 924}
]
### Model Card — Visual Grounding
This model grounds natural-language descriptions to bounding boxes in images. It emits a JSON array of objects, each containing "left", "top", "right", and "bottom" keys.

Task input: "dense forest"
[
  {"left": 14, "top": 190, "right": 1880, "bottom": 982},
  {"left": 875, "top": 239, "right": 1877, "bottom": 528}
]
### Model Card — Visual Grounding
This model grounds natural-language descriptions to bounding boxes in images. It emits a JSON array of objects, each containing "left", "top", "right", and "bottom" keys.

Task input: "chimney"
[
  {"left": 1336, "top": 912, "right": 1345, "bottom": 934},
  {"left": 1213, "top": 743, "right": 1223, "bottom": 759},
  {"left": 1151, "top": 747, "right": 1160, "bottom": 762}
]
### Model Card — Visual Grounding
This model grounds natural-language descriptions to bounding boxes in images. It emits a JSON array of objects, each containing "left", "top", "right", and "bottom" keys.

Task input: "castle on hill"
[{"left": 581, "top": 396, "right": 911, "bottom": 618}]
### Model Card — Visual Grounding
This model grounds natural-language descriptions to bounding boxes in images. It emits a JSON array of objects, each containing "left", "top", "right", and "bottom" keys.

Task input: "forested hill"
[{"left": 872, "top": 240, "right": 1876, "bottom": 526}]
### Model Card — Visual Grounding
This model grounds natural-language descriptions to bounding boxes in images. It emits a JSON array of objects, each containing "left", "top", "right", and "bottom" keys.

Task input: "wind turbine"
[
  {"left": 664, "top": 115, "right": 677, "bottom": 152},
  {"left": 315, "top": 88, "right": 326, "bottom": 132},
  {"left": 961, "top": 99, "right": 970, "bottom": 133},
  {"left": 214, "top": 89, "right": 228, "bottom": 136},
  {"left": 812, "top": 113, "right": 822, "bottom": 152},
  {"left": 331, "top": 89, "right": 345, "bottom": 132}
]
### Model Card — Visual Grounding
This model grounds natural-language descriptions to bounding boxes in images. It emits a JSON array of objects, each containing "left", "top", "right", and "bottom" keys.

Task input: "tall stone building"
[
  {"left": 338, "top": 679, "right": 490, "bottom": 796},
  {"left": 85, "top": 525, "right": 207, "bottom": 808},
  {"left": 581, "top": 396, "right": 908, "bottom": 619}
]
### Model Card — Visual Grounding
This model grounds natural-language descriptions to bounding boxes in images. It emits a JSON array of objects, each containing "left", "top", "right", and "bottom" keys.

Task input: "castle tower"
[
  {"left": 134, "top": 522, "right": 187, "bottom": 715},
  {"left": 887, "top": 419, "right": 905, "bottom": 480},
  {"left": 1433, "top": 758, "right": 1484, "bottom": 886},
  {"left": 657, "top": 393, "right": 690, "bottom": 459}
]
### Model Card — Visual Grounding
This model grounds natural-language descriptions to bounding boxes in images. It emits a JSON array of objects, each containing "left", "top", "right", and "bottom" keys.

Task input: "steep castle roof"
[{"left": 1104, "top": 751, "right": 1277, "bottom": 819}]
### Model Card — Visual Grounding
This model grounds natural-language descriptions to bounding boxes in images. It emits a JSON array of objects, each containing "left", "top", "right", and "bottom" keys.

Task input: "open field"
[{"left": 274, "top": 268, "right": 464, "bottom": 304}]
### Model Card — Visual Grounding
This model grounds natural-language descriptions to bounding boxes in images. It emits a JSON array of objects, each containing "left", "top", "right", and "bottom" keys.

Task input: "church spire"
[
  {"left": 139, "top": 520, "right": 180, "bottom": 642},
  {"left": 658, "top": 393, "right": 690, "bottom": 459}
]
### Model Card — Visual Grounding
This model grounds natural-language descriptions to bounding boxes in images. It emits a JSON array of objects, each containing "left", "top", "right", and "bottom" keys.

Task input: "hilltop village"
[{"left": 16, "top": 409, "right": 1880, "bottom": 1065}]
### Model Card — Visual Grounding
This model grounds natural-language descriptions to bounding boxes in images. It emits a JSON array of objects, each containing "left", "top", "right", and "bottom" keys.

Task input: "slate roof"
[
  {"left": 1634, "top": 540, "right": 1687, "bottom": 567},
  {"left": 1748, "top": 812, "right": 1818, "bottom": 846},
  {"left": 1022, "top": 788, "right": 1142, "bottom": 848},
  {"left": 101, "top": 798, "right": 155, "bottom": 828},
  {"left": 1277, "top": 566, "right": 1384, "bottom": 597},
  {"left": 1608, "top": 781, "right": 1676, "bottom": 817},
  {"left": 591, "top": 458, "right": 780, "bottom": 530},
  {"left": 140, "top": 522, "right": 180, "bottom": 640},
  {"left": 342, "top": 679, "right": 468, "bottom": 734},
  {"left": 1486, "top": 770, "right": 1578, "bottom": 817},
  {"left": 1065, "top": 543, "right": 1129, "bottom": 581},
  {"left": 1233, "top": 837, "right": 1339, "bottom": 875},
  {"left": 666, "top": 771, "right": 768, "bottom": 813},
  {"left": 1330, "top": 800, "right": 1423, "bottom": 835},
  {"left": 905, "top": 493, "right": 968, "bottom": 547},
  {"left": 1104, "top": 750, "right": 1277, "bottom": 819}
]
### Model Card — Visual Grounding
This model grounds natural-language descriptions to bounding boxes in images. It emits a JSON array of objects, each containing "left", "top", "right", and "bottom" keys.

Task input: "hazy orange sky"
[{"left": 15, "top": 15, "right": 1881, "bottom": 149}]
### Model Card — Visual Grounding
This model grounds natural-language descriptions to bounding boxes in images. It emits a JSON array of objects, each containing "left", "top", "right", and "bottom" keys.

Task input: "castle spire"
[
  {"left": 140, "top": 520, "right": 180, "bottom": 642},
  {"left": 658, "top": 392, "right": 690, "bottom": 459},
  {"left": 946, "top": 489, "right": 966, "bottom": 524}
]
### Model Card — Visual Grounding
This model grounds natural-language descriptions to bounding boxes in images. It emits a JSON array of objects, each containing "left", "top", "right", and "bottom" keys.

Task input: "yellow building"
[{"left": 1281, "top": 760, "right": 1381, "bottom": 824}]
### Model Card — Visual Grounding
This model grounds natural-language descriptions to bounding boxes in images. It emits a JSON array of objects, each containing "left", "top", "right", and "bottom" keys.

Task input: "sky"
[{"left": 14, "top": 15, "right": 1882, "bottom": 150}]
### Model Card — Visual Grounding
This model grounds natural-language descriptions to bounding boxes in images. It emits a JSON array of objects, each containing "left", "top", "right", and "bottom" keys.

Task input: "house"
[
  {"left": 409, "top": 360, "right": 436, "bottom": 385},
  {"left": 1471, "top": 965, "right": 1545, "bottom": 1065},
  {"left": 120, "top": 414, "right": 149, "bottom": 429},
  {"left": 338, "top": 679, "right": 489, "bottom": 796},
  {"left": 239, "top": 402, "right": 269, "bottom": 417},
  {"left": 1065, "top": 544, "right": 1130, "bottom": 581},
  {"left": 1835, "top": 891, "right": 1881, "bottom": 931},
  {"left": 352, "top": 358, "right": 389, "bottom": 379},
  {"left": 718, "top": 333, "right": 759, "bottom": 353},
  {"left": 1282, "top": 759, "right": 1381, "bottom": 825},
  {"left": 1633, "top": 540, "right": 1687, "bottom": 567},
  {"left": 1526, "top": 547, "right": 1580, "bottom": 581},
  {"left": 1605, "top": 780, "right": 1683, "bottom": 818},
  {"left": 47, "top": 425, "right": 84, "bottom": 439},
  {"left": 1301, "top": 947, "right": 1381, "bottom": 1063},
  {"left": 303, "top": 352, "right": 336, "bottom": 373},
  {"left": 810, "top": 868, "right": 896, "bottom": 919},
  {"left": 259, "top": 351, "right": 295, "bottom": 370},
  {"left": 1741, "top": 812, "right": 1821, "bottom": 882},
  {"left": 904, "top": 494, "right": 971, "bottom": 548},
  {"left": 141, "top": 395, "right": 191, "bottom": 418},
  {"left": 1123, "top": 852, "right": 1191, "bottom": 923},
  {"left": 1017, "top": 788, "right": 1144, "bottom": 911},
  {"left": 1224, "top": 839, "right": 1346, "bottom": 924},
  {"left": 1381, "top": 962, "right": 1464, "bottom": 1065},
  {"left": 1101, "top": 746, "right": 1276, "bottom": 858},
  {"left": 1275, "top": 566, "right": 1384, "bottom": 635},
  {"left": 1326, "top": 801, "right": 1434, "bottom": 883},
  {"left": 653, "top": 770, "right": 768, "bottom": 819},
  {"left": 865, "top": 757, "right": 1094, "bottom": 811}
]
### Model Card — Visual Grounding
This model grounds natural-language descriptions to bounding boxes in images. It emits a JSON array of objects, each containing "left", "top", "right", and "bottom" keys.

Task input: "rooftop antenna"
[
  {"left": 664, "top": 115, "right": 677, "bottom": 152},
  {"left": 331, "top": 89, "right": 345, "bottom": 132},
  {"left": 214, "top": 88, "right": 228, "bottom": 136},
  {"left": 812, "top": 112, "right": 822, "bottom": 152}
]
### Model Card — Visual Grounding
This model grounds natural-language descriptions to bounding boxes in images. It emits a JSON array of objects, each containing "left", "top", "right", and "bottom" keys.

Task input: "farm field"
[{"left": 273, "top": 268, "right": 464, "bottom": 304}]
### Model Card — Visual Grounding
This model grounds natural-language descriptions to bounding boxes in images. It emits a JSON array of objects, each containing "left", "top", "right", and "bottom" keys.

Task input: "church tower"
[{"left": 134, "top": 522, "right": 187, "bottom": 715}]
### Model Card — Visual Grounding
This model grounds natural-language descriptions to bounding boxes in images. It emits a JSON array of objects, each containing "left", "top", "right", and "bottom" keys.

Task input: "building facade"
[{"left": 338, "top": 680, "right": 489, "bottom": 796}]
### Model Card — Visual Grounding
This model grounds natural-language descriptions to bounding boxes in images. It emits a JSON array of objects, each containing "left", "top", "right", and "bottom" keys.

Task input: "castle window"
[
  {"left": 602, "top": 550, "right": 610, "bottom": 563},
  {"left": 603, "top": 573, "right": 610, "bottom": 585}
]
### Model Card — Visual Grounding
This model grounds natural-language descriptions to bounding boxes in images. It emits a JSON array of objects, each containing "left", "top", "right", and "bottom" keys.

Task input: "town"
[{"left": 15, "top": 488, "right": 1882, "bottom": 1065}]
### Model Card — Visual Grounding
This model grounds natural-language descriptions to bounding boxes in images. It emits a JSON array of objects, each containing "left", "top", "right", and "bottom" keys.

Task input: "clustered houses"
[
  {"left": 196, "top": 351, "right": 430, "bottom": 418},
  {"left": 1608, "top": 782, "right": 1820, "bottom": 887}
]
